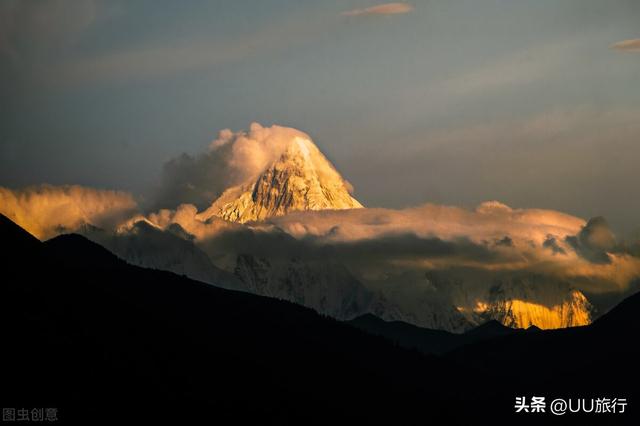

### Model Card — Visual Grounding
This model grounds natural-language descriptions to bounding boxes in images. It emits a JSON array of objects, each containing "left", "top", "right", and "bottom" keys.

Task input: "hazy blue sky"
[{"left": 1, "top": 0, "right": 639, "bottom": 234}]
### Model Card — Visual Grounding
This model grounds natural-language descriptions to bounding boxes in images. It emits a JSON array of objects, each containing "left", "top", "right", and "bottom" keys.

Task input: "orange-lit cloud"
[
  {"left": 610, "top": 39, "right": 640, "bottom": 52},
  {"left": 0, "top": 184, "right": 138, "bottom": 239},
  {"left": 342, "top": 3, "right": 414, "bottom": 17},
  {"left": 253, "top": 200, "right": 586, "bottom": 262},
  {"left": 117, "top": 197, "right": 640, "bottom": 294}
]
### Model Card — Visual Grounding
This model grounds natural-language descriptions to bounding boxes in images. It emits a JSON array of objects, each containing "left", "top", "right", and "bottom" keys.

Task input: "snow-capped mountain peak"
[{"left": 200, "top": 134, "right": 363, "bottom": 223}]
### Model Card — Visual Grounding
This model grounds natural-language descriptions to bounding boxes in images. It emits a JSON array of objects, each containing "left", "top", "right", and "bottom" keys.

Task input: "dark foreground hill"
[
  {"left": 347, "top": 313, "right": 518, "bottom": 355},
  {"left": 1, "top": 214, "right": 638, "bottom": 425}
]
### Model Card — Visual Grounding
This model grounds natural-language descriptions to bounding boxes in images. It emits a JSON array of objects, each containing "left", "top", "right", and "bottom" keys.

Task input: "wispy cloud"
[
  {"left": 0, "top": 0, "right": 101, "bottom": 60},
  {"left": 610, "top": 39, "right": 640, "bottom": 52},
  {"left": 2, "top": 2, "right": 333, "bottom": 86},
  {"left": 437, "top": 40, "right": 581, "bottom": 97},
  {"left": 342, "top": 2, "right": 414, "bottom": 17},
  {"left": 41, "top": 18, "right": 329, "bottom": 85}
]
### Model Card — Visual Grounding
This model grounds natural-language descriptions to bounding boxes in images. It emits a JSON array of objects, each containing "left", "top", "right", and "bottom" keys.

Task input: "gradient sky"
[{"left": 1, "top": 0, "right": 639, "bottom": 234}]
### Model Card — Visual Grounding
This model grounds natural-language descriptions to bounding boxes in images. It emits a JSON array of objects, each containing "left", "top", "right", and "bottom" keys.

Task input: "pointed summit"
[{"left": 200, "top": 130, "right": 363, "bottom": 223}]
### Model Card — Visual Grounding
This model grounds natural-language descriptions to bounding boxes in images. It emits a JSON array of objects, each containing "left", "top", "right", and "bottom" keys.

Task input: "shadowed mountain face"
[
  {"left": 1, "top": 214, "right": 638, "bottom": 424},
  {"left": 234, "top": 254, "right": 374, "bottom": 320}
]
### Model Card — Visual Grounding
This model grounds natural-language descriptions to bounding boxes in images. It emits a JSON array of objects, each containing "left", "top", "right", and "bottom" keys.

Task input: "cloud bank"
[
  {"left": 213, "top": 203, "right": 639, "bottom": 294},
  {"left": 342, "top": 3, "right": 414, "bottom": 17},
  {"left": 123, "top": 197, "right": 640, "bottom": 295}
]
